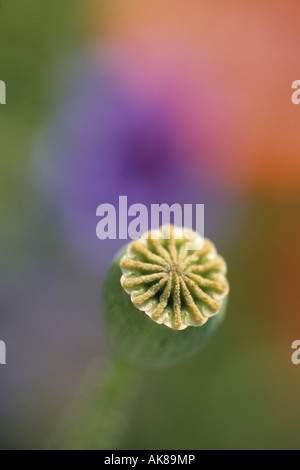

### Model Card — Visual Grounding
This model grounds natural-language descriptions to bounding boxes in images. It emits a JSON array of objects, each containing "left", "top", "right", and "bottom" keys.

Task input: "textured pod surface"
[
  {"left": 103, "top": 228, "right": 229, "bottom": 367},
  {"left": 120, "top": 226, "right": 229, "bottom": 330}
]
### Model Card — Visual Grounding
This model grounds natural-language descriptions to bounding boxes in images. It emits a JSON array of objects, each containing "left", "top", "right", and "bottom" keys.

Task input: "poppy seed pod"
[{"left": 103, "top": 226, "right": 229, "bottom": 367}]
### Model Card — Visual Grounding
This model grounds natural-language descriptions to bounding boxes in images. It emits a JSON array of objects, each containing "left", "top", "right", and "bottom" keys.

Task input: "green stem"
[{"left": 47, "top": 356, "right": 139, "bottom": 450}]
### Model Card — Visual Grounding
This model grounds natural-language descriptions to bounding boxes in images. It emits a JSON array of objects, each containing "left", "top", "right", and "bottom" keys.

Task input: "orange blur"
[{"left": 89, "top": 0, "right": 300, "bottom": 196}]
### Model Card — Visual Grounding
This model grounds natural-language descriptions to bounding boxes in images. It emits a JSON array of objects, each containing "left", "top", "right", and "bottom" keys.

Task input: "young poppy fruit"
[{"left": 103, "top": 226, "right": 229, "bottom": 367}]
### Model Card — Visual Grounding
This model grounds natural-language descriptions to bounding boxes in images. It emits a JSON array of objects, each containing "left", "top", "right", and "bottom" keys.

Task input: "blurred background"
[{"left": 0, "top": 0, "right": 300, "bottom": 449}]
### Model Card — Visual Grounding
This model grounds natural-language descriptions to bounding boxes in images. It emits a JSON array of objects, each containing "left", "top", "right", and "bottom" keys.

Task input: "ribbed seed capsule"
[
  {"left": 120, "top": 226, "right": 229, "bottom": 330},
  {"left": 103, "top": 226, "right": 230, "bottom": 367}
]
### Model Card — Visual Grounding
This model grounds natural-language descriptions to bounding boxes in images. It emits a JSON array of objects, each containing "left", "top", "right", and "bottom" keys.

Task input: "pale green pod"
[{"left": 103, "top": 226, "right": 229, "bottom": 367}]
